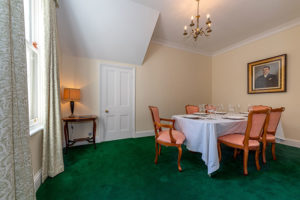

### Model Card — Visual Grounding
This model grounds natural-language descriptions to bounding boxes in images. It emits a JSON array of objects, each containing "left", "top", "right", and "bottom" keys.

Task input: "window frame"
[{"left": 24, "top": 0, "right": 43, "bottom": 132}]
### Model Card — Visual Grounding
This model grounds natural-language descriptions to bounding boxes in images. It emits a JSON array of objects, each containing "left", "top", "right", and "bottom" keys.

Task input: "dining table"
[{"left": 172, "top": 113, "right": 284, "bottom": 175}]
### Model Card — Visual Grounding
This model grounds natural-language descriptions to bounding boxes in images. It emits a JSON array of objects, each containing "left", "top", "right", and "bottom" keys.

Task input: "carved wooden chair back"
[
  {"left": 185, "top": 105, "right": 199, "bottom": 114},
  {"left": 267, "top": 107, "right": 285, "bottom": 134},
  {"left": 205, "top": 104, "right": 216, "bottom": 113},
  {"left": 149, "top": 106, "right": 161, "bottom": 135},
  {"left": 248, "top": 105, "right": 270, "bottom": 111},
  {"left": 244, "top": 109, "right": 270, "bottom": 145}
]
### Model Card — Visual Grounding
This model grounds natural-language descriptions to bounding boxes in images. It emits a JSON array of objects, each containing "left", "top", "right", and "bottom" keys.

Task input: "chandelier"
[{"left": 183, "top": 0, "right": 212, "bottom": 40}]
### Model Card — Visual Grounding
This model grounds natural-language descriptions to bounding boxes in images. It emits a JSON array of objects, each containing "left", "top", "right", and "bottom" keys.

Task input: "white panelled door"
[{"left": 99, "top": 64, "right": 135, "bottom": 141}]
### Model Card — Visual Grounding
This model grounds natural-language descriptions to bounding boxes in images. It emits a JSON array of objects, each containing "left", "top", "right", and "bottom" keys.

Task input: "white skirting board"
[
  {"left": 134, "top": 130, "right": 155, "bottom": 138},
  {"left": 34, "top": 169, "right": 42, "bottom": 192},
  {"left": 276, "top": 138, "right": 300, "bottom": 148}
]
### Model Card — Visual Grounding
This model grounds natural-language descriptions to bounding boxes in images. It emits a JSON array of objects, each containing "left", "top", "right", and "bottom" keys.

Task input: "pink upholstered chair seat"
[
  {"left": 218, "top": 134, "right": 260, "bottom": 148},
  {"left": 266, "top": 133, "right": 276, "bottom": 142},
  {"left": 157, "top": 130, "right": 186, "bottom": 144}
]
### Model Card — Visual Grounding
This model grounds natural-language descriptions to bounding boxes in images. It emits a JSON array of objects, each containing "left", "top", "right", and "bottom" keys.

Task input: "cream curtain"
[
  {"left": 0, "top": 0, "right": 35, "bottom": 199},
  {"left": 41, "top": 0, "right": 64, "bottom": 182}
]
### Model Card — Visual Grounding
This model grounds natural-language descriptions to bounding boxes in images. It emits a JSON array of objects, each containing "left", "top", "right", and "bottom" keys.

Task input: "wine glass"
[
  {"left": 248, "top": 104, "right": 253, "bottom": 112},
  {"left": 236, "top": 104, "right": 241, "bottom": 113},
  {"left": 216, "top": 104, "right": 220, "bottom": 112},
  {"left": 228, "top": 104, "right": 235, "bottom": 114},
  {"left": 220, "top": 104, "right": 224, "bottom": 112},
  {"left": 199, "top": 104, "right": 205, "bottom": 113}
]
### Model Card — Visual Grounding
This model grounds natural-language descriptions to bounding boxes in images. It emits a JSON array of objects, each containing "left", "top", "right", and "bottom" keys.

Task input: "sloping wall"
[
  {"left": 212, "top": 25, "right": 300, "bottom": 140},
  {"left": 57, "top": 0, "right": 159, "bottom": 65}
]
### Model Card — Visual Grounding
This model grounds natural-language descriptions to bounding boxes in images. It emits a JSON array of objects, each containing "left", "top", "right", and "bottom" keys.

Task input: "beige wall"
[
  {"left": 136, "top": 43, "right": 211, "bottom": 131},
  {"left": 59, "top": 42, "right": 211, "bottom": 139},
  {"left": 212, "top": 25, "right": 300, "bottom": 140}
]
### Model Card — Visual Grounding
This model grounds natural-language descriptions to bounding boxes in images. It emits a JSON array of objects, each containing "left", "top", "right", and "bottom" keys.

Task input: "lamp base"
[{"left": 69, "top": 101, "right": 75, "bottom": 117}]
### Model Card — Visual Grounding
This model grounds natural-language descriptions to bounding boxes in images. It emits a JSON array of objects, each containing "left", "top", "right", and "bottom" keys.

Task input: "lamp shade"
[{"left": 63, "top": 88, "right": 80, "bottom": 101}]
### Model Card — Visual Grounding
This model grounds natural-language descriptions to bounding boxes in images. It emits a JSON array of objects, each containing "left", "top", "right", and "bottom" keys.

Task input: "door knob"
[{"left": 105, "top": 110, "right": 109, "bottom": 113}]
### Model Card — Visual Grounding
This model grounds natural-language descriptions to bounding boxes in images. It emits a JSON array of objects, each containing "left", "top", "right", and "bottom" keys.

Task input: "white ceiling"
[
  {"left": 133, "top": 0, "right": 300, "bottom": 55},
  {"left": 57, "top": 0, "right": 159, "bottom": 65},
  {"left": 57, "top": 0, "right": 300, "bottom": 64}
]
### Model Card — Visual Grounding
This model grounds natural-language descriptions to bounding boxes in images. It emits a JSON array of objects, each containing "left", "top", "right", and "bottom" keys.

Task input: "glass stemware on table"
[
  {"left": 207, "top": 106, "right": 216, "bottom": 119},
  {"left": 194, "top": 104, "right": 248, "bottom": 120},
  {"left": 199, "top": 104, "right": 206, "bottom": 113}
]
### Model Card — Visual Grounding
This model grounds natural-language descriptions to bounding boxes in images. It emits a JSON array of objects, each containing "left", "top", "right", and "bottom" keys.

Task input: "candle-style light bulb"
[
  {"left": 191, "top": 16, "right": 194, "bottom": 20},
  {"left": 206, "top": 14, "right": 210, "bottom": 19},
  {"left": 183, "top": 25, "right": 188, "bottom": 35}
]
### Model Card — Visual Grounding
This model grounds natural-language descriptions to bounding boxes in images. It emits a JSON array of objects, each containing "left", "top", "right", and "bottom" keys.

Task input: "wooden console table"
[{"left": 62, "top": 115, "right": 97, "bottom": 152}]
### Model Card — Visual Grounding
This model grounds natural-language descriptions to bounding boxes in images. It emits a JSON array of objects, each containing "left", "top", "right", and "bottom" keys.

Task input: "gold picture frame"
[{"left": 248, "top": 54, "right": 287, "bottom": 94}]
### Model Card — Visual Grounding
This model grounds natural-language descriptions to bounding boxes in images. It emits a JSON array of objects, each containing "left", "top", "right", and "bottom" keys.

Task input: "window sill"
[{"left": 30, "top": 124, "right": 44, "bottom": 136}]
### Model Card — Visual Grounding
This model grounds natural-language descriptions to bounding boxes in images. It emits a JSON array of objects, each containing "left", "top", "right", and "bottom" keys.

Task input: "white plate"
[
  {"left": 193, "top": 112, "right": 207, "bottom": 115},
  {"left": 216, "top": 112, "right": 227, "bottom": 115},
  {"left": 240, "top": 112, "right": 249, "bottom": 114},
  {"left": 183, "top": 115, "right": 201, "bottom": 119},
  {"left": 223, "top": 116, "right": 246, "bottom": 120}
]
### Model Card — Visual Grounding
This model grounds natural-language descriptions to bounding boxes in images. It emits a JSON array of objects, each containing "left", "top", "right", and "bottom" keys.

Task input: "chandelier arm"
[{"left": 203, "top": 30, "right": 209, "bottom": 37}]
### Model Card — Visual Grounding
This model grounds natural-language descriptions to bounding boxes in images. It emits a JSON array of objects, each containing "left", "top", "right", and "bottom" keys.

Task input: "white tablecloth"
[{"left": 173, "top": 114, "right": 284, "bottom": 174}]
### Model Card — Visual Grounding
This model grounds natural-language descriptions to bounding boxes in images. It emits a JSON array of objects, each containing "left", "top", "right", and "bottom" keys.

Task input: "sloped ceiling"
[{"left": 57, "top": 0, "right": 159, "bottom": 65}]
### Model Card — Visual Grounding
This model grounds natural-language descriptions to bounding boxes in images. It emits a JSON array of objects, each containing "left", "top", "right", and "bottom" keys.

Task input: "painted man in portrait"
[{"left": 255, "top": 66, "right": 278, "bottom": 89}]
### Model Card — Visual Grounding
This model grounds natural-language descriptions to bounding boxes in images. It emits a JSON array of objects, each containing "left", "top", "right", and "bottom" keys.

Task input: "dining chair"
[
  {"left": 261, "top": 107, "right": 285, "bottom": 163},
  {"left": 205, "top": 104, "right": 216, "bottom": 113},
  {"left": 149, "top": 106, "right": 186, "bottom": 171},
  {"left": 248, "top": 105, "right": 270, "bottom": 111},
  {"left": 217, "top": 109, "right": 270, "bottom": 175},
  {"left": 185, "top": 104, "right": 199, "bottom": 114}
]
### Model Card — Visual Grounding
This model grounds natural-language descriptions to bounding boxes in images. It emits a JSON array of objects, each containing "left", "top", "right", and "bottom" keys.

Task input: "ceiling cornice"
[
  {"left": 152, "top": 17, "right": 300, "bottom": 57},
  {"left": 212, "top": 17, "right": 300, "bottom": 56},
  {"left": 151, "top": 39, "right": 213, "bottom": 57}
]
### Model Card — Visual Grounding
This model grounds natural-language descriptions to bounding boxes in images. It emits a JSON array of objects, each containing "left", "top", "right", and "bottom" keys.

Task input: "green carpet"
[{"left": 37, "top": 137, "right": 300, "bottom": 200}]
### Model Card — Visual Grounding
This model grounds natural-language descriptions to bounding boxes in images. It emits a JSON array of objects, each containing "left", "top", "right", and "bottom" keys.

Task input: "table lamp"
[{"left": 63, "top": 88, "right": 80, "bottom": 117}]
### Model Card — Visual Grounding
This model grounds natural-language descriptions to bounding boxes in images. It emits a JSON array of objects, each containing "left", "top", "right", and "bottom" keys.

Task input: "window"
[{"left": 24, "top": 0, "right": 43, "bottom": 128}]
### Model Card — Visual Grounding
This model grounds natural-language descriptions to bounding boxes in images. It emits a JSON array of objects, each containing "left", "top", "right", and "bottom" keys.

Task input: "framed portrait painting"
[{"left": 247, "top": 54, "right": 287, "bottom": 94}]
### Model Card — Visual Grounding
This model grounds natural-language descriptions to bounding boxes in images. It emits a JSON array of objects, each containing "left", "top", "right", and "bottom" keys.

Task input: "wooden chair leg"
[
  {"left": 255, "top": 148, "right": 261, "bottom": 171},
  {"left": 154, "top": 142, "right": 159, "bottom": 164},
  {"left": 272, "top": 143, "right": 276, "bottom": 160},
  {"left": 243, "top": 149, "right": 249, "bottom": 175},
  {"left": 158, "top": 144, "right": 161, "bottom": 156},
  {"left": 262, "top": 141, "right": 267, "bottom": 164},
  {"left": 233, "top": 148, "right": 238, "bottom": 159},
  {"left": 217, "top": 141, "right": 222, "bottom": 162},
  {"left": 177, "top": 145, "right": 182, "bottom": 172}
]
